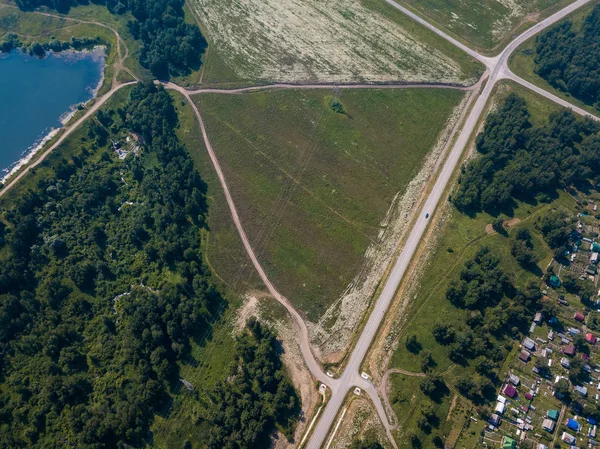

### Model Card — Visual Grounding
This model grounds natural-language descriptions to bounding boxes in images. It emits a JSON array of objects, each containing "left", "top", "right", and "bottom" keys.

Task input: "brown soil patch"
[
  {"left": 485, "top": 223, "right": 495, "bottom": 235},
  {"left": 505, "top": 217, "right": 521, "bottom": 228}
]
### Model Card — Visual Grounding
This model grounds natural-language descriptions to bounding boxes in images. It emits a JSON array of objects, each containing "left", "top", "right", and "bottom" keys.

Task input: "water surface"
[{"left": 0, "top": 50, "right": 105, "bottom": 179}]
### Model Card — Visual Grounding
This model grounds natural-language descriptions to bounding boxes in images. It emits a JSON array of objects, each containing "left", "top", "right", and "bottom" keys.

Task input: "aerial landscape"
[{"left": 1, "top": 0, "right": 600, "bottom": 448}]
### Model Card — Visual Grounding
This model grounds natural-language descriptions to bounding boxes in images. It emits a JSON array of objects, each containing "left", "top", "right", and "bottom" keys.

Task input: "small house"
[
  {"left": 489, "top": 413, "right": 501, "bottom": 426},
  {"left": 591, "top": 252, "right": 599, "bottom": 264},
  {"left": 502, "top": 436, "right": 516, "bottom": 449},
  {"left": 587, "top": 265, "right": 598, "bottom": 275},
  {"left": 562, "top": 432, "right": 576, "bottom": 444},
  {"left": 523, "top": 337, "right": 536, "bottom": 351},
  {"left": 548, "top": 330, "right": 555, "bottom": 341},
  {"left": 542, "top": 418, "right": 556, "bottom": 432},
  {"left": 509, "top": 374, "right": 520, "bottom": 386},
  {"left": 549, "top": 275, "right": 561, "bottom": 288},
  {"left": 566, "top": 418, "right": 581, "bottom": 431},
  {"left": 561, "top": 357, "right": 571, "bottom": 368},
  {"left": 534, "top": 312, "right": 543, "bottom": 323},
  {"left": 495, "top": 401, "right": 506, "bottom": 414},
  {"left": 536, "top": 444, "right": 548, "bottom": 449},
  {"left": 575, "top": 385, "right": 588, "bottom": 396},
  {"left": 529, "top": 322, "right": 536, "bottom": 334},
  {"left": 519, "top": 350, "right": 531, "bottom": 362},
  {"left": 590, "top": 424, "right": 597, "bottom": 438},
  {"left": 524, "top": 392, "right": 533, "bottom": 400},
  {"left": 497, "top": 395, "right": 507, "bottom": 404},
  {"left": 504, "top": 384, "right": 517, "bottom": 398},
  {"left": 575, "top": 311, "right": 585, "bottom": 322},
  {"left": 564, "top": 345, "right": 576, "bottom": 356},
  {"left": 587, "top": 333, "right": 597, "bottom": 344},
  {"left": 547, "top": 409, "right": 560, "bottom": 421}
]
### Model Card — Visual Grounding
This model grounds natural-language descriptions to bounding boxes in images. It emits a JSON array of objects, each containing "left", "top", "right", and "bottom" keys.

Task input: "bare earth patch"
[
  {"left": 308, "top": 93, "right": 472, "bottom": 360},
  {"left": 328, "top": 397, "right": 389, "bottom": 449},
  {"left": 190, "top": 0, "right": 475, "bottom": 84}
]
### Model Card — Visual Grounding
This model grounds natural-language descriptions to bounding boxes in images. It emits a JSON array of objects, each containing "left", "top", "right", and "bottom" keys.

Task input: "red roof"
[
  {"left": 504, "top": 384, "right": 517, "bottom": 398},
  {"left": 519, "top": 351, "right": 530, "bottom": 362},
  {"left": 587, "top": 333, "right": 597, "bottom": 344},
  {"left": 575, "top": 311, "right": 585, "bottom": 322},
  {"left": 525, "top": 392, "right": 533, "bottom": 400},
  {"left": 564, "top": 345, "right": 576, "bottom": 356}
]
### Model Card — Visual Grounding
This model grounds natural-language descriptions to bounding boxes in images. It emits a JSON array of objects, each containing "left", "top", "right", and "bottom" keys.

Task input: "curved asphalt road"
[{"left": 305, "top": 1, "right": 600, "bottom": 448}]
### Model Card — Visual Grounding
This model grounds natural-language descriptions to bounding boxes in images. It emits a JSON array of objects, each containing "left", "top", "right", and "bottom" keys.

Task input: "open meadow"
[
  {"left": 394, "top": 0, "right": 573, "bottom": 52},
  {"left": 187, "top": 0, "right": 482, "bottom": 85},
  {"left": 193, "top": 87, "right": 468, "bottom": 356}
]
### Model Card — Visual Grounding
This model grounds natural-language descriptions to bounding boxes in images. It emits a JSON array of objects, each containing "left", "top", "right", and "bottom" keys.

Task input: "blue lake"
[{"left": 0, "top": 50, "right": 105, "bottom": 178}]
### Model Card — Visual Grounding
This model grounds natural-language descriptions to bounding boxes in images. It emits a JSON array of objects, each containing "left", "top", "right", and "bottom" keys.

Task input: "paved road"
[{"left": 305, "top": 1, "right": 599, "bottom": 448}]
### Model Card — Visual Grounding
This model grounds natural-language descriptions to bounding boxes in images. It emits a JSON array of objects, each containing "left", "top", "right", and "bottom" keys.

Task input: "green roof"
[
  {"left": 502, "top": 436, "right": 516, "bottom": 449},
  {"left": 548, "top": 409, "right": 559, "bottom": 420}
]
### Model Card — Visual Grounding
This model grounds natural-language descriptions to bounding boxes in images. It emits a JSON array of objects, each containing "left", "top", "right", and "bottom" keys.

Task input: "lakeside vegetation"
[
  {"left": 0, "top": 83, "right": 298, "bottom": 448},
  {"left": 12, "top": 0, "right": 206, "bottom": 79},
  {"left": 386, "top": 81, "right": 598, "bottom": 448},
  {"left": 194, "top": 88, "right": 466, "bottom": 323}
]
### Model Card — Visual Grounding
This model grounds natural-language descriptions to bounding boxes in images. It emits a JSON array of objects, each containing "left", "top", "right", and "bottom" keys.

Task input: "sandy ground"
[
  {"left": 190, "top": 0, "right": 475, "bottom": 84},
  {"left": 308, "top": 92, "right": 472, "bottom": 362},
  {"left": 327, "top": 397, "right": 391, "bottom": 449}
]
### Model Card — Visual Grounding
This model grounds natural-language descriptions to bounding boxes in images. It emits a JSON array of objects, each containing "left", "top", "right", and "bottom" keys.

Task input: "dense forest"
[
  {"left": 0, "top": 83, "right": 218, "bottom": 448},
  {"left": 14, "top": 0, "right": 206, "bottom": 78},
  {"left": 206, "top": 318, "right": 299, "bottom": 448},
  {"left": 452, "top": 93, "right": 600, "bottom": 214},
  {"left": 535, "top": 5, "right": 600, "bottom": 109}
]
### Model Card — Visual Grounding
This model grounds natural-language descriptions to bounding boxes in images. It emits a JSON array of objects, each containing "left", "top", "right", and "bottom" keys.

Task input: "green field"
[
  {"left": 386, "top": 81, "right": 574, "bottom": 448},
  {"left": 395, "top": 0, "right": 573, "bottom": 53},
  {"left": 193, "top": 88, "right": 466, "bottom": 323},
  {"left": 509, "top": 0, "right": 600, "bottom": 115}
]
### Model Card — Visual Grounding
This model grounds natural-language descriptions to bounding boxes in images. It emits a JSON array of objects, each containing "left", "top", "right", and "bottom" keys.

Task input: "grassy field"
[
  {"left": 187, "top": 0, "right": 483, "bottom": 85},
  {"left": 509, "top": 0, "right": 600, "bottom": 115},
  {"left": 192, "top": 88, "right": 466, "bottom": 325},
  {"left": 386, "top": 81, "right": 575, "bottom": 448},
  {"left": 395, "top": 0, "right": 573, "bottom": 53}
]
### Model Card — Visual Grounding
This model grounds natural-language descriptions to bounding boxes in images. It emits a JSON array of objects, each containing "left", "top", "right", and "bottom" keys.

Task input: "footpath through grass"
[
  {"left": 193, "top": 88, "right": 466, "bottom": 322},
  {"left": 387, "top": 81, "right": 572, "bottom": 449}
]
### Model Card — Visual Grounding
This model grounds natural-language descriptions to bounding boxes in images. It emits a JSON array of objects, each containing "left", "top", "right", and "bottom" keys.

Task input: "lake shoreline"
[{"left": 0, "top": 47, "right": 106, "bottom": 184}]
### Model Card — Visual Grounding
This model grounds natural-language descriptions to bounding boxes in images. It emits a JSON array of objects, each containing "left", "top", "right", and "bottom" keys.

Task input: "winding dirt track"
[{"left": 3, "top": 1, "right": 600, "bottom": 447}]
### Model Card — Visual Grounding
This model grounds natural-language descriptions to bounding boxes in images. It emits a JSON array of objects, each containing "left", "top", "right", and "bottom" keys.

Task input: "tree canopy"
[
  {"left": 452, "top": 93, "right": 600, "bottom": 214},
  {"left": 535, "top": 5, "right": 600, "bottom": 109},
  {"left": 206, "top": 319, "right": 299, "bottom": 448},
  {"left": 0, "top": 83, "right": 224, "bottom": 448},
  {"left": 14, "top": 0, "right": 206, "bottom": 79}
]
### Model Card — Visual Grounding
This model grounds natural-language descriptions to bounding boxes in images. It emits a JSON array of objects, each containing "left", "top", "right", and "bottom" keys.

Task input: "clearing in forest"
[
  {"left": 193, "top": 87, "right": 468, "bottom": 356},
  {"left": 188, "top": 0, "right": 482, "bottom": 85}
]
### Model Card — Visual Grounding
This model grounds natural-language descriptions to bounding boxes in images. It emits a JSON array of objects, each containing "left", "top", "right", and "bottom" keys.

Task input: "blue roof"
[
  {"left": 589, "top": 417, "right": 597, "bottom": 425},
  {"left": 567, "top": 418, "right": 580, "bottom": 431}
]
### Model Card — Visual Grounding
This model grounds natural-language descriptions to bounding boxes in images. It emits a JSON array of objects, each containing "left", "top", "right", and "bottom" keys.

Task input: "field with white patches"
[{"left": 190, "top": 0, "right": 480, "bottom": 84}]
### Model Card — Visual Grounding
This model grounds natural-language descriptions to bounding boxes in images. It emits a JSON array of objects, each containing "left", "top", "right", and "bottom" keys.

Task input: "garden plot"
[{"left": 190, "top": 0, "right": 478, "bottom": 84}]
